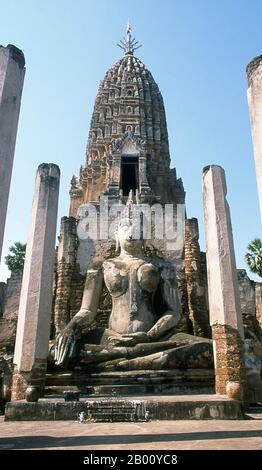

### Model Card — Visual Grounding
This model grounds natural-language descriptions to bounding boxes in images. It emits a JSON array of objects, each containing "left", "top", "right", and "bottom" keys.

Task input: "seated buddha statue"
[{"left": 52, "top": 216, "right": 213, "bottom": 371}]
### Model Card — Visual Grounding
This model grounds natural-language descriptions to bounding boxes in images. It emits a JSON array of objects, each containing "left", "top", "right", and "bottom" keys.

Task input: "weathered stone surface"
[
  {"left": 53, "top": 216, "right": 78, "bottom": 334},
  {"left": 247, "top": 56, "right": 262, "bottom": 220},
  {"left": 12, "top": 164, "right": 60, "bottom": 400},
  {"left": 4, "top": 395, "right": 244, "bottom": 421},
  {"left": 238, "top": 270, "right": 256, "bottom": 325},
  {"left": 85, "top": 341, "right": 213, "bottom": 372},
  {"left": 237, "top": 270, "right": 262, "bottom": 403},
  {"left": 0, "top": 282, "right": 5, "bottom": 318},
  {"left": 203, "top": 166, "right": 244, "bottom": 335},
  {"left": 45, "top": 368, "right": 215, "bottom": 397},
  {"left": 184, "top": 218, "right": 211, "bottom": 338},
  {"left": 238, "top": 269, "right": 261, "bottom": 338},
  {"left": 212, "top": 324, "right": 246, "bottom": 395},
  {"left": 0, "top": 273, "right": 22, "bottom": 355},
  {"left": 0, "top": 45, "right": 25, "bottom": 262},
  {"left": 0, "top": 275, "right": 25, "bottom": 403},
  {"left": 0, "top": 355, "right": 13, "bottom": 402},
  {"left": 25, "top": 384, "right": 41, "bottom": 402},
  {"left": 244, "top": 333, "right": 262, "bottom": 404},
  {"left": 255, "top": 282, "right": 262, "bottom": 330},
  {"left": 202, "top": 165, "right": 246, "bottom": 398}
]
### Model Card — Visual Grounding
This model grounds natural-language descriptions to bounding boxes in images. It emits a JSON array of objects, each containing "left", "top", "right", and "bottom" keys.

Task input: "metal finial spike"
[
  {"left": 127, "top": 19, "right": 131, "bottom": 35},
  {"left": 117, "top": 22, "right": 142, "bottom": 55},
  {"left": 117, "top": 43, "right": 126, "bottom": 51}
]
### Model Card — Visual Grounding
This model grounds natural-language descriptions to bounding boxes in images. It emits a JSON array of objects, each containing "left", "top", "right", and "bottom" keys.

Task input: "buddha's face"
[{"left": 117, "top": 219, "right": 143, "bottom": 255}]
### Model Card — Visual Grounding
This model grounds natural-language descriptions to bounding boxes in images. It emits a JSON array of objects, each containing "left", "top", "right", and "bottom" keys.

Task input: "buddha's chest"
[{"left": 103, "top": 259, "right": 160, "bottom": 298}]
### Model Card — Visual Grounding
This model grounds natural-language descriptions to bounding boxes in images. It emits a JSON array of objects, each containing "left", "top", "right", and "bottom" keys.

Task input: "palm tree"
[
  {"left": 245, "top": 238, "right": 262, "bottom": 278},
  {"left": 5, "top": 242, "right": 26, "bottom": 275}
]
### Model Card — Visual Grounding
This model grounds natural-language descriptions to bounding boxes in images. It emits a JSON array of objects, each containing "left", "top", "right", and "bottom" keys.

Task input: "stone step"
[
  {"left": 85, "top": 383, "right": 214, "bottom": 396},
  {"left": 44, "top": 385, "right": 81, "bottom": 396},
  {"left": 46, "top": 369, "right": 215, "bottom": 387},
  {"left": 45, "top": 369, "right": 215, "bottom": 397},
  {"left": 45, "top": 369, "right": 214, "bottom": 396},
  {"left": 46, "top": 373, "right": 74, "bottom": 386},
  {"left": 44, "top": 383, "right": 214, "bottom": 398},
  {"left": 5, "top": 395, "right": 244, "bottom": 421}
]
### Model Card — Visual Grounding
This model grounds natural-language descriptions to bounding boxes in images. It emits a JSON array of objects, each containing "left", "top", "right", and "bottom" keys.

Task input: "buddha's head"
[{"left": 116, "top": 217, "right": 144, "bottom": 256}]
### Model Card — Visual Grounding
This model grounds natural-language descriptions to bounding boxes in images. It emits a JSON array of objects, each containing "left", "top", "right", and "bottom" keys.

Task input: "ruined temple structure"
[
  {"left": 43, "top": 27, "right": 217, "bottom": 403},
  {"left": 52, "top": 32, "right": 207, "bottom": 340},
  {"left": 53, "top": 30, "right": 206, "bottom": 337},
  {"left": 2, "top": 27, "right": 262, "bottom": 420}
]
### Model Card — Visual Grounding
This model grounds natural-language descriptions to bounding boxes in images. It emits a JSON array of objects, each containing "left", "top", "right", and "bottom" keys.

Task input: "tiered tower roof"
[{"left": 69, "top": 26, "right": 185, "bottom": 213}]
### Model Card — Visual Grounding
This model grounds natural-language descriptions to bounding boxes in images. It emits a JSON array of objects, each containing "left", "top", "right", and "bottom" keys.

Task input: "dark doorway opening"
[{"left": 120, "top": 156, "right": 139, "bottom": 196}]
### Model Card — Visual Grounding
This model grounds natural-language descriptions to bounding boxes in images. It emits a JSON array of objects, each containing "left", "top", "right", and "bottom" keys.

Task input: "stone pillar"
[
  {"left": 246, "top": 56, "right": 262, "bottom": 221},
  {"left": 53, "top": 216, "right": 77, "bottom": 334},
  {"left": 0, "top": 45, "right": 25, "bottom": 263},
  {"left": 12, "top": 164, "right": 60, "bottom": 400},
  {"left": 202, "top": 165, "right": 246, "bottom": 399},
  {"left": 108, "top": 153, "right": 121, "bottom": 197},
  {"left": 184, "top": 218, "right": 211, "bottom": 338},
  {"left": 139, "top": 155, "right": 150, "bottom": 190}
]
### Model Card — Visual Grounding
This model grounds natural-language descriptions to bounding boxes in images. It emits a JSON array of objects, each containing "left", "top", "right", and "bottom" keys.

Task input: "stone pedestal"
[
  {"left": 12, "top": 164, "right": 60, "bottom": 400},
  {"left": 0, "top": 45, "right": 25, "bottom": 263},
  {"left": 4, "top": 395, "right": 244, "bottom": 421},
  {"left": 202, "top": 165, "right": 246, "bottom": 398}
]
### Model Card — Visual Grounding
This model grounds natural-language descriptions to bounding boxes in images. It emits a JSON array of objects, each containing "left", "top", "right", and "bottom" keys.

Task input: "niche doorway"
[{"left": 120, "top": 156, "right": 139, "bottom": 196}]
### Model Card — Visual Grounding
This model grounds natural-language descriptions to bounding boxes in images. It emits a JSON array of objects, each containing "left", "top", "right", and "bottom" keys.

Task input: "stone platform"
[
  {"left": 44, "top": 368, "right": 215, "bottom": 396},
  {"left": 4, "top": 394, "right": 244, "bottom": 421}
]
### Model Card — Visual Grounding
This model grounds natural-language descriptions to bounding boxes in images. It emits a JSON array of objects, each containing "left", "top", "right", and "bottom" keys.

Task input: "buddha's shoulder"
[
  {"left": 103, "top": 258, "right": 121, "bottom": 270},
  {"left": 148, "top": 258, "right": 177, "bottom": 276},
  {"left": 146, "top": 257, "right": 170, "bottom": 268}
]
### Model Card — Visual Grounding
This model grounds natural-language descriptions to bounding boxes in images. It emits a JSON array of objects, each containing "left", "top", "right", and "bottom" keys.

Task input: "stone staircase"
[
  {"left": 44, "top": 368, "right": 215, "bottom": 398},
  {"left": 82, "top": 399, "right": 147, "bottom": 422}
]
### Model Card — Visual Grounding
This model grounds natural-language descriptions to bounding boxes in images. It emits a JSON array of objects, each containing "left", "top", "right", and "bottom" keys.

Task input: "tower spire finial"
[
  {"left": 127, "top": 18, "right": 131, "bottom": 35},
  {"left": 117, "top": 21, "right": 142, "bottom": 55}
]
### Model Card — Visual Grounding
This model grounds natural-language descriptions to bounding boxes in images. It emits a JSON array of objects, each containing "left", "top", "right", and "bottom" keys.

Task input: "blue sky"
[{"left": 0, "top": 0, "right": 261, "bottom": 281}]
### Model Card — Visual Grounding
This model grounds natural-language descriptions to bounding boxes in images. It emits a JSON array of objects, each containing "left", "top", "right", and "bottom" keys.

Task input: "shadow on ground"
[{"left": 0, "top": 430, "right": 262, "bottom": 449}]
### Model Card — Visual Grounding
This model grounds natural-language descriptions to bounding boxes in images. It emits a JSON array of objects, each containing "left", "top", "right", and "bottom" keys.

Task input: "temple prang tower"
[
  {"left": 0, "top": 45, "right": 25, "bottom": 263},
  {"left": 69, "top": 33, "right": 185, "bottom": 213}
]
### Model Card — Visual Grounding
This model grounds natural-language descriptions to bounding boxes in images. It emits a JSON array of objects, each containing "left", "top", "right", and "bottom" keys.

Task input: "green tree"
[
  {"left": 5, "top": 242, "right": 26, "bottom": 275},
  {"left": 245, "top": 238, "right": 262, "bottom": 278}
]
